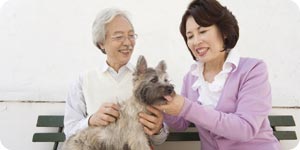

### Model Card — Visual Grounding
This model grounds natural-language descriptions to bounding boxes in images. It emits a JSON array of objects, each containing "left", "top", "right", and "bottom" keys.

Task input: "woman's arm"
[{"left": 180, "top": 61, "right": 272, "bottom": 141}]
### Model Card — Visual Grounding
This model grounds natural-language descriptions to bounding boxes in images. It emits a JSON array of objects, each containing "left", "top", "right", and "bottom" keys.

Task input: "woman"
[
  {"left": 155, "top": 0, "right": 280, "bottom": 149},
  {"left": 64, "top": 8, "right": 168, "bottom": 146}
]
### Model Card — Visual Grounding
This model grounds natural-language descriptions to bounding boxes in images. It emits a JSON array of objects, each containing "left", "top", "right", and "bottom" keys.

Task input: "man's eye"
[{"left": 115, "top": 36, "right": 124, "bottom": 40}]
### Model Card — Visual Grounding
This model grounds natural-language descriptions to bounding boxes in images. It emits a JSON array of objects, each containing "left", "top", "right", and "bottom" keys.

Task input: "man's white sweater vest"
[{"left": 82, "top": 69, "right": 133, "bottom": 116}]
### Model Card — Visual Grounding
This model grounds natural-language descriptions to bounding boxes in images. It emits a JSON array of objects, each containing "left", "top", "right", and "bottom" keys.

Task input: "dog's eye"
[
  {"left": 150, "top": 77, "right": 158, "bottom": 83},
  {"left": 164, "top": 79, "right": 169, "bottom": 82}
]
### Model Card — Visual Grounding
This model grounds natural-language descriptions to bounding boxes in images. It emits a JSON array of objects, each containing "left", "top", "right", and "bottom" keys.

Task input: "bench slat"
[
  {"left": 37, "top": 115, "right": 64, "bottom": 127},
  {"left": 167, "top": 132, "right": 199, "bottom": 141},
  {"left": 268, "top": 115, "right": 295, "bottom": 127},
  {"left": 274, "top": 131, "right": 297, "bottom": 140},
  {"left": 166, "top": 131, "right": 298, "bottom": 141},
  {"left": 32, "top": 115, "right": 297, "bottom": 148},
  {"left": 32, "top": 133, "right": 65, "bottom": 142}
]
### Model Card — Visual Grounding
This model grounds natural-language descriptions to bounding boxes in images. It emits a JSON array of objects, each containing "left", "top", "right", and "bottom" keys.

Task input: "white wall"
[{"left": 0, "top": 0, "right": 299, "bottom": 149}]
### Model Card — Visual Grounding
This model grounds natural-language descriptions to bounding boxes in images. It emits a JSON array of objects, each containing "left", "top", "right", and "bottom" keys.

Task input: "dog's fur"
[{"left": 62, "top": 56, "right": 174, "bottom": 150}]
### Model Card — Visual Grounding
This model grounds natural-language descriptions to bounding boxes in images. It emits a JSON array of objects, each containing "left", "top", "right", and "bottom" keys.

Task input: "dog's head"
[{"left": 133, "top": 55, "right": 175, "bottom": 105}]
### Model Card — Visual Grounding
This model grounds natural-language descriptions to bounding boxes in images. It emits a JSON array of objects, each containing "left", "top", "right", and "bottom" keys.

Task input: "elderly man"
[{"left": 64, "top": 8, "right": 168, "bottom": 147}]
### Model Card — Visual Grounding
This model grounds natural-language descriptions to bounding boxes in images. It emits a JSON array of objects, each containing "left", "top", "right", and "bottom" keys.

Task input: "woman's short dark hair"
[{"left": 180, "top": 0, "right": 239, "bottom": 60}]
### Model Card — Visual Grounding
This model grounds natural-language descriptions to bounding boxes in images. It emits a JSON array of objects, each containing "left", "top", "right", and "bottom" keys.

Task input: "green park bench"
[{"left": 32, "top": 115, "right": 297, "bottom": 150}]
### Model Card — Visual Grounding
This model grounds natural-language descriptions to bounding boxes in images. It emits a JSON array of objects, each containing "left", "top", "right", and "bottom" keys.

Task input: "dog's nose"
[{"left": 166, "top": 85, "right": 174, "bottom": 94}]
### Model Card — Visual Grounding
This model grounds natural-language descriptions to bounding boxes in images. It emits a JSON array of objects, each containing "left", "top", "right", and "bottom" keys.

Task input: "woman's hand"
[
  {"left": 139, "top": 106, "right": 164, "bottom": 135},
  {"left": 88, "top": 102, "right": 120, "bottom": 126},
  {"left": 154, "top": 94, "right": 185, "bottom": 116}
]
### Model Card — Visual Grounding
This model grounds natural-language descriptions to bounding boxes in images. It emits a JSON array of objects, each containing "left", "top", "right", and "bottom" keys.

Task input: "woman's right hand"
[
  {"left": 154, "top": 94, "right": 185, "bottom": 116},
  {"left": 88, "top": 102, "right": 120, "bottom": 126}
]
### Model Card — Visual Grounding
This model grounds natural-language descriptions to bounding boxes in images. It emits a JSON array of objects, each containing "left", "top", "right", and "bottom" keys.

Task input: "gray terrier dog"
[{"left": 62, "top": 56, "right": 174, "bottom": 150}]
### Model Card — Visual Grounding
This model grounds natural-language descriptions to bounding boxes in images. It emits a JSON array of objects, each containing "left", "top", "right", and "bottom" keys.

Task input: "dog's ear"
[
  {"left": 156, "top": 60, "right": 167, "bottom": 73},
  {"left": 136, "top": 55, "right": 147, "bottom": 75}
]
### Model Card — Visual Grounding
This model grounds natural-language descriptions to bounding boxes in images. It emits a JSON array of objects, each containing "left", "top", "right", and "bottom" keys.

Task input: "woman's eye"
[
  {"left": 187, "top": 35, "right": 193, "bottom": 39},
  {"left": 200, "top": 30, "right": 207, "bottom": 34}
]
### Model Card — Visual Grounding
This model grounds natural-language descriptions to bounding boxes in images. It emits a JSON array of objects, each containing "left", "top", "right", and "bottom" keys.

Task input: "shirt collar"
[
  {"left": 191, "top": 49, "right": 240, "bottom": 77},
  {"left": 224, "top": 49, "right": 240, "bottom": 73},
  {"left": 101, "top": 61, "right": 134, "bottom": 73}
]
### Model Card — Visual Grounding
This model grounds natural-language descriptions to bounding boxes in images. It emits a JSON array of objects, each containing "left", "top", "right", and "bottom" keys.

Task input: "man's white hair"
[{"left": 92, "top": 8, "right": 132, "bottom": 54}]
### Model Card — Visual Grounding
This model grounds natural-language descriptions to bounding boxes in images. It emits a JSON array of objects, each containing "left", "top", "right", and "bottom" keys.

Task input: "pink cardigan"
[{"left": 164, "top": 58, "right": 280, "bottom": 150}]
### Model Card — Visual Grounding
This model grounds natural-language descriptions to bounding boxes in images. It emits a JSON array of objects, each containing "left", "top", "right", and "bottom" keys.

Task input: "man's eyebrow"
[
  {"left": 112, "top": 31, "right": 124, "bottom": 35},
  {"left": 112, "top": 30, "right": 135, "bottom": 35}
]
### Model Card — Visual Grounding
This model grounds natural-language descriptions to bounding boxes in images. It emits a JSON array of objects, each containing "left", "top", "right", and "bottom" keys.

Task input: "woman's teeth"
[{"left": 196, "top": 48, "right": 208, "bottom": 56}]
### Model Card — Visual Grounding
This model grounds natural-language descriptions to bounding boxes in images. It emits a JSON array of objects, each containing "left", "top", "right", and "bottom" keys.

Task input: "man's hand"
[
  {"left": 88, "top": 102, "right": 120, "bottom": 126},
  {"left": 139, "top": 106, "right": 164, "bottom": 135}
]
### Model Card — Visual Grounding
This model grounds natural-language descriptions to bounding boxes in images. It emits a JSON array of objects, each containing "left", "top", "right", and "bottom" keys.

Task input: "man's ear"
[
  {"left": 97, "top": 42, "right": 106, "bottom": 54},
  {"left": 98, "top": 42, "right": 104, "bottom": 49}
]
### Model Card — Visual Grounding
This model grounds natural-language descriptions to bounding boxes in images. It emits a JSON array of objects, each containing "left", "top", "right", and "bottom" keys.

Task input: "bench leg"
[
  {"left": 53, "top": 142, "right": 58, "bottom": 150},
  {"left": 53, "top": 127, "right": 63, "bottom": 150}
]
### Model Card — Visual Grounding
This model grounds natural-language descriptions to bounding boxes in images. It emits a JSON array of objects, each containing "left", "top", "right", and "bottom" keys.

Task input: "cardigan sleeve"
[{"left": 179, "top": 60, "right": 272, "bottom": 142}]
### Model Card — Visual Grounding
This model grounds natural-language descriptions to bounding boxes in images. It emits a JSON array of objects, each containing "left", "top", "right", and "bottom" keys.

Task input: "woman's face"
[
  {"left": 99, "top": 15, "right": 136, "bottom": 67},
  {"left": 186, "top": 16, "right": 226, "bottom": 64}
]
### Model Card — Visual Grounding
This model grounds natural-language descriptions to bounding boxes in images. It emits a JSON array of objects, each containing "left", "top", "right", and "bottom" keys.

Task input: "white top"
[
  {"left": 64, "top": 62, "right": 168, "bottom": 144},
  {"left": 191, "top": 51, "right": 240, "bottom": 108},
  {"left": 83, "top": 65, "right": 133, "bottom": 117}
]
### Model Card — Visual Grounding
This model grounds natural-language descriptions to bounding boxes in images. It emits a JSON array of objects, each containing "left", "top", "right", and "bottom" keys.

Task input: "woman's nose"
[{"left": 193, "top": 35, "right": 203, "bottom": 45}]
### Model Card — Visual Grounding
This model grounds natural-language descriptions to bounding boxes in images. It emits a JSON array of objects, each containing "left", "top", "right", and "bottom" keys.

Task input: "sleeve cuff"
[{"left": 149, "top": 122, "right": 169, "bottom": 145}]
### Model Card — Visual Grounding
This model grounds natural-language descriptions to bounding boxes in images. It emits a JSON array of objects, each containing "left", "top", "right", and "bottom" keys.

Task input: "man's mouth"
[{"left": 118, "top": 49, "right": 132, "bottom": 54}]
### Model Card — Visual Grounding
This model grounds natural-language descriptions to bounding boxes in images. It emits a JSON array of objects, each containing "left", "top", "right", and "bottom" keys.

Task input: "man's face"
[{"left": 99, "top": 15, "right": 136, "bottom": 68}]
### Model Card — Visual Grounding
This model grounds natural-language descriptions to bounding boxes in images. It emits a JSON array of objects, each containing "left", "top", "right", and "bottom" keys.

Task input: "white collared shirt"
[
  {"left": 191, "top": 50, "right": 240, "bottom": 108},
  {"left": 102, "top": 62, "right": 135, "bottom": 82}
]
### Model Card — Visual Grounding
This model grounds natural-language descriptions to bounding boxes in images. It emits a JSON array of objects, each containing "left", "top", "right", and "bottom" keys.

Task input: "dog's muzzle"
[{"left": 166, "top": 85, "right": 174, "bottom": 94}]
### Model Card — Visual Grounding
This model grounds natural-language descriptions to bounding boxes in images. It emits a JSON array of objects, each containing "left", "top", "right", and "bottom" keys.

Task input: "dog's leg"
[{"left": 62, "top": 127, "right": 107, "bottom": 150}]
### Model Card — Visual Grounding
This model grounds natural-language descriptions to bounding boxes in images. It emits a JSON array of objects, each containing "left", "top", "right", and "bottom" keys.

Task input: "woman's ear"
[{"left": 223, "top": 33, "right": 227, "bottom": 40}]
